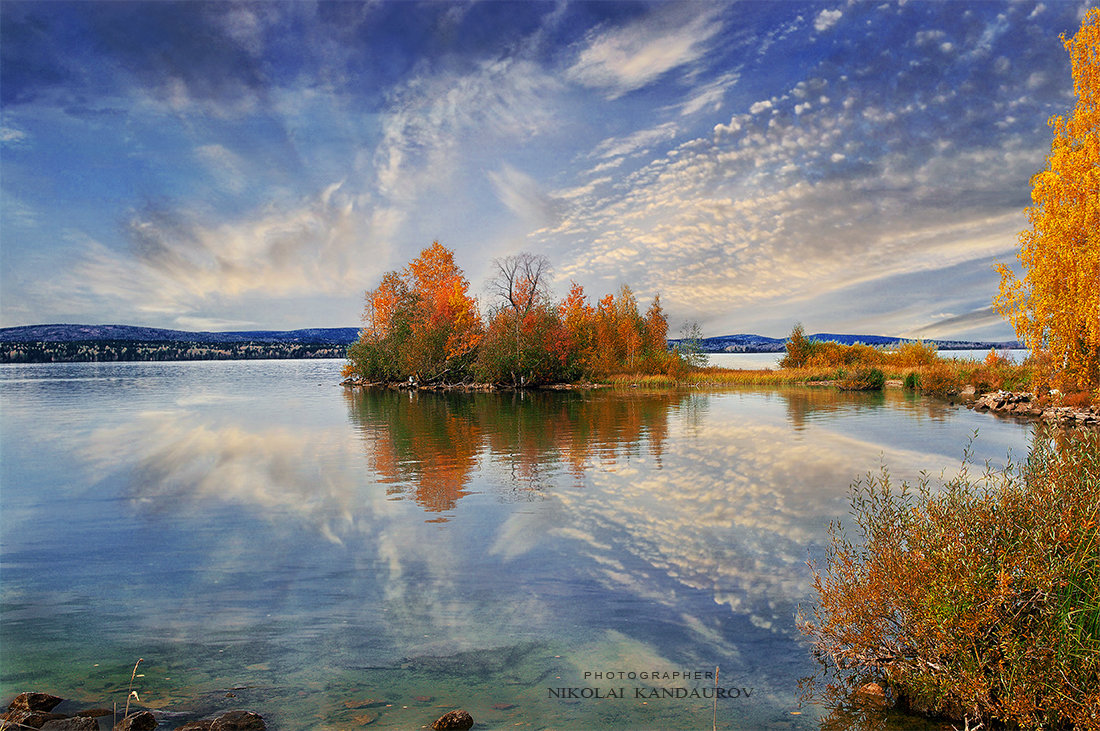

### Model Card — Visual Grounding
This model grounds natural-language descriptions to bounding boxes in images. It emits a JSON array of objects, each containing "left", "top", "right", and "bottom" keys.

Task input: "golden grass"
[{"left": 593, "top": 353, "right": 1055, "bottom": 401}]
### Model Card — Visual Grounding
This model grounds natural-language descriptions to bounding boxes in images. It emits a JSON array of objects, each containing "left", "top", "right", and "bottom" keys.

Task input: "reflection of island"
[
  {"left": 343, "top": 389, "right": 674, "bottom": 517},
  {"left": 779, "top": 387, "right": 961, "bottom": 430}
]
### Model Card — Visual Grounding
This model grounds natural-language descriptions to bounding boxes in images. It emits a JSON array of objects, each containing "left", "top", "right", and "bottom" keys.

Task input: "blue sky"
[{"left": 0, "top": 1, "right": 1090, "bottom": 339}]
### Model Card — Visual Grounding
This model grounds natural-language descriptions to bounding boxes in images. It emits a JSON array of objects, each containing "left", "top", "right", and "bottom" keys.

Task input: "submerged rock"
[
  {"left": 8, "top": 692, "right": 64, "bottom": 712},
  {"left": 431, "top": 709, "right": 474, "bottom": 730},
  {"left": 209, "top": 710, "right": 266, "bottom": 730},
  {"left": 42, "top": 718, "right": 100, "bottom": 730},
  {"left": 854, "top": 682, "right": 890, "bottom": 709}
]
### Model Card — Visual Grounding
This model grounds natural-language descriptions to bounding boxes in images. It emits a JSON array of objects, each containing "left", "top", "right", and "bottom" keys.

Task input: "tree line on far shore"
[
  {"left": 343, "top": 242, "right": 697, "bottom": 386},
  {"left": 1, "top": 340, "right": 346, "bottom": 363}
]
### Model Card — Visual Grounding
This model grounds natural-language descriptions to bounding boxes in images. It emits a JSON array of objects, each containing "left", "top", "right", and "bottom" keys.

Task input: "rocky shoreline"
[
  {"left": 340, "top": 377, "right": 605, "bottom": 391},
  {"left": 2, "top": 692, "right": 476, "bottom": 731},
  {"left": 1, "top": 693, "right": 266, "bottom": 731},
  {"left": 968, "top": 389, "right": 1100, "bottom": 426}
]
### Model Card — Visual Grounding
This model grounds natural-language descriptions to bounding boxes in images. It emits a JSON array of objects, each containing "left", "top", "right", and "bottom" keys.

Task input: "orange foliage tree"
[
  {"left": 346, "top": 241, "right": 483, "bottom": 383},
  {"left": 347, "top": 246, "right": 685, "bottom": 385},
  {"left": 995, "top": 8, "right": 1100, "bottom": 393},
  {"left": 559, "top": 281, "right": 598, "bottom": 376}
]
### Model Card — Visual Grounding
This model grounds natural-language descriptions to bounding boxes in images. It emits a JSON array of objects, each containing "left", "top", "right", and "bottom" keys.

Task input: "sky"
[{"left": 0, "top": 1, "right": 1091, "bottom": 339}]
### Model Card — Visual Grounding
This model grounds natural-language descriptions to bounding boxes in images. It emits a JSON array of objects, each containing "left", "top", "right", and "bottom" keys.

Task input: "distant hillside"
[
  {"left": 0, "top": 324, "right": 360, "bottom": 344},
  {"left": 673, "top": 332, "right": 1022, "bottom": 353},
  {"left": 0, "top": 323, "right": 1022, "bottom": 364}
]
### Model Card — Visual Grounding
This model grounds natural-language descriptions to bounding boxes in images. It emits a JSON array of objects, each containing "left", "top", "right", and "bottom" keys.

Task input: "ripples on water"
[{"left": 0, "top": 361, "right": 1033, "bottom": 729}]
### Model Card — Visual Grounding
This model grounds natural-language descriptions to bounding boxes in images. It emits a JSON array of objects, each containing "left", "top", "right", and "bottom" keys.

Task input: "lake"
[{"left": 0, "top": 360, "right": 1035, "bottom": 729}]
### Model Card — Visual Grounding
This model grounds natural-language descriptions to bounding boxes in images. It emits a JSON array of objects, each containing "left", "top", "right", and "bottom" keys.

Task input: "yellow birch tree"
[{"left": 995, "top": 8, "right": 1100, "bottom": 393}]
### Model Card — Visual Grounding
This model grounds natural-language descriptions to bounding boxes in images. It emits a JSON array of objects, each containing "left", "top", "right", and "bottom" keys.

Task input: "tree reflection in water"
[{"left": 343, "top": 388, "right": 678, "bottom": 519}]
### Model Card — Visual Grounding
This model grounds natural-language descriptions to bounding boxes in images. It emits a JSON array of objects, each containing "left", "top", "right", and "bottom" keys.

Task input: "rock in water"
[
  {"left": 43, "top": 718, "right": 101, "bottom": 730},
  {"left": 854, "top": 682, "right": 889, "bottom": 709},
  {"left": 432, "top": 709, "right": 474, "bottom": 730},
  {"left": 115, "top": 710, "right": 158, "bottom": 731},
  {"left": 210, "top": 711, "right": 266, "bottom": 730},
  {"left": 8, "top": 692, "right": 64, "bottom": 711}
]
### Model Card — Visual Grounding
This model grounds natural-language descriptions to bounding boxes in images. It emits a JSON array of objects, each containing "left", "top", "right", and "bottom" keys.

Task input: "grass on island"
[
  {"left": 600, "top": 339, "right": 1099, "bottom": 408},
  {"left": 800, "top": 426, "right": 1100, "bottom": 729}
]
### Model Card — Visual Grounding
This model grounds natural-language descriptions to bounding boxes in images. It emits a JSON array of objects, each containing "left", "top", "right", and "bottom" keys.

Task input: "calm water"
[{"left": 0, "top": 361, "right": 1035, "bottom": 729}]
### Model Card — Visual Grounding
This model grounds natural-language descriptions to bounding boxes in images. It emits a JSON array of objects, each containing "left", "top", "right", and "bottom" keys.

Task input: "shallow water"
[{"left": 0, "top": 360, "right": 1033, "bottom": 729}]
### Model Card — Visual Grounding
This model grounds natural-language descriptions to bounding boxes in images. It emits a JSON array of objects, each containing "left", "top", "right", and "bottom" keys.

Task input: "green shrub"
[
  {"left": 903, "top": 371, "right": 920, "bottom": 390},
  {"left": 801, "top": 428, "right": 1100, "bottom": 728}
]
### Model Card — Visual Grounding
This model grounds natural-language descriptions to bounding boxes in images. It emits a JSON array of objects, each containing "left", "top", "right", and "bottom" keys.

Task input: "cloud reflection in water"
[{"left": 76, "top": 387, "right": 979, "bottom": 678}]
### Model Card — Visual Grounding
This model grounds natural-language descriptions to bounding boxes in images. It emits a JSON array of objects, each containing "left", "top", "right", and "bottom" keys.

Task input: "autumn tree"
[
  {"left": 476, "top": 253, "right": 569, "bottom": 385},
  {"left": 995, "top": 8, "right": 1100, "bottom": 393},
  {"left": 345, "top": 242, "right": 483, "bottom": 383},
  {"left": 638, "top": 293, "right": 682, "bottom": 374},
  {"left": 347, "top": 248, "right": 687, "bottom": 385},
  {"left": 485, "top": 253, "right": 552, "bottom": 361},
  {"left": 779, "top": 323, "right": 816, "bottom": 369},
  {"left": 643, "top": 294, "right": 669, "bottom": 356},
  {"left": 559, "top": 281, "right": 597, "bottom": 377},
  {"left": 614, "top": 284, "right": 644, "bottom": 368}
]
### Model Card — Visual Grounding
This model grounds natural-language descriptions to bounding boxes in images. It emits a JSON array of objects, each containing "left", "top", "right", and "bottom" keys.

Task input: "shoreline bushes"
[{"left": 801, "top": 427, "right": 1100, "bottom": 728}]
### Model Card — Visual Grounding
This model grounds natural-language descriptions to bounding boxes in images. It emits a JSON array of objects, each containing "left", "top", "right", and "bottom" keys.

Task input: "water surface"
[{"left": 0, "top": 361, "right": 1034, "bottom": 729}]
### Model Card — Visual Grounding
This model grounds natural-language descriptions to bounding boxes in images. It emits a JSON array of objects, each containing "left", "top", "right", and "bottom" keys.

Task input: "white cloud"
[
  {"left": 675, "top": 71, "right": 740, "bottom": 116},
  {"left": 174, "top": 316, "right": 259, "bottom": 331},
  {"left": 813, "top": 8, "right": 843, "bottom": 32},
  {"left": 914, "top": 29, "right": 946, "bottom": 46},
  {"left": 555, "top": 176, "right": 613, "bottom": 201},
  {"left": 55, "top": 182, "right": 400, "bottom": 318},
  {"left": 749, "top": 99, "right": 774, "bottom": 115},
  {"left": 195, "top": 143, "right": 247, "bottom": 193},
  {"left": 489, "top": 164, "right": 557, "bottom": 225},
  {"left": 528, "top": 57, "right": 1043, "bottom": 334},
  {"left": 566, "top": 7, "right": 723, "bottom": 99},
  {"left": 217, "top": 5, "right": 269, "bottom": 57},
  {"left": 591, "top": 122, "right": 679, "bottom": 160},
  {"left": 375, "top": 58, "right": 560, "bottom": 202},
  {"left": 0, "top": 126, "right": 28, "bottom": 145}
]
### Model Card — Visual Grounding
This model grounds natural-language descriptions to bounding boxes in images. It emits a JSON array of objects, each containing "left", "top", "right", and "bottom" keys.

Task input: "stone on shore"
[
  {"left": 209, "top": 710, "right": 266, "bottom": 730},
  {"left": 115, "top": 710, "right": 158, "bottom": 731},
  {"left": 970, "top": 390, "right": 1099, "bottom": 425},
  {"left": 3, "top": 708, "right": 68, "bottom": 728},
  {"left": 8, "top": 693, "right": 64, "bottom": 712},
  {"left": 432, "top": 709, "right": 474, "bottom": 730},
  {"left": 42, "top": 718, "right": 100, "bottom": 730},
  {"left": 854, "top": 681, "right": 889, "bottom": 709}
]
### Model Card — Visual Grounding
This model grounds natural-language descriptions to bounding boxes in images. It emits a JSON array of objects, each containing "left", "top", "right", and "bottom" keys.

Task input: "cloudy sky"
[{"left": 0, "top": 1, "right": 1089, "bottom": 339}]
